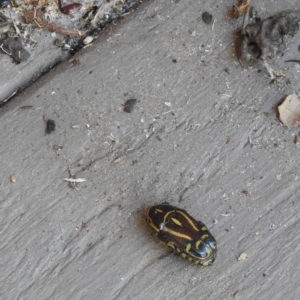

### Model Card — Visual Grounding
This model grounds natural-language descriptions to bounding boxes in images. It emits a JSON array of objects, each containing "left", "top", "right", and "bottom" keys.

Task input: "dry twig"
[
  {"left": 23, "top": 8, "right": 86, "bottom": 37},
  {"left": 63, "top": 178, "right": 87, "bottom": 183}
]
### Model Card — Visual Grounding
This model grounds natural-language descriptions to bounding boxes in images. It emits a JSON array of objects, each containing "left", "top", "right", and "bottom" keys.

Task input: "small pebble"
[
  {"left": 123, "top": 99, "right": 137, "bottom": 113},
  {"left": 237, "top": 252, "right": 247, "bottom": 261},
  {"left": 10, "top": 175, "right": 16, "bottom": 183},
  {"left": 45, "top": 119, "right": 56, "bottom": 134},
  {"left": 202, "top": 12, "right": 213, "bottom": 25},
  {"left": 83, "top": 36, "right": 93, "bottom": 45}
]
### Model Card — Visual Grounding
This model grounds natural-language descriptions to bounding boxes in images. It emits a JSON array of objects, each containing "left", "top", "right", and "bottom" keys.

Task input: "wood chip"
[{"left": 228, "top": 0, "right": 250, "bottom": 19}]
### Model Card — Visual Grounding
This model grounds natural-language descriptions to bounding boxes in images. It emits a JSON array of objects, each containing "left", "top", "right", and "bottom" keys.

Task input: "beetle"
[{"left": 146, "top": 204, "right": 217, "bottom": 266}]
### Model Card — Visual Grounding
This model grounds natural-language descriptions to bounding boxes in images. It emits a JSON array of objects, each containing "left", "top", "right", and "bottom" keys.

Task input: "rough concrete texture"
[{"left": 1, "top": 0, "right": 300, "bottom": 299}]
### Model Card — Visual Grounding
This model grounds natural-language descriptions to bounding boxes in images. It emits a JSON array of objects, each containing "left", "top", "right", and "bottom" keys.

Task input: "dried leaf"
[
  {"left": 278, "top": 93, "right": 300, "bottom": 128},
  {"left": 228, "top": 0, "right": 250, "bottom": 20}
]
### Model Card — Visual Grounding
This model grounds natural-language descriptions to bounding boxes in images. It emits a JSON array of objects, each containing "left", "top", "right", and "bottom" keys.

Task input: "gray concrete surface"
[{"left": 1, "top": 0, "right": 300, "bottom": 299}]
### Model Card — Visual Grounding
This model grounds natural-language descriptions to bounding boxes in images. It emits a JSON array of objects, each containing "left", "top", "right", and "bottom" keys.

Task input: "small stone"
[
  {"left": 238, "top": 252, "right": 247, "bottom": 261},
  {"left": 45, "top": 119, "right": 56, "bottom": 134},
  {"left": 202, "top": 12, "right": 213, "bottom": 25},
  {"left": 83, "top": 36, "right": 93, "bottom": 45}
]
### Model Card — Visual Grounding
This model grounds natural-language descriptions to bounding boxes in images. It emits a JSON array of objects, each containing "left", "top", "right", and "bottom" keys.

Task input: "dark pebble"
[
  {"left": 45, "top": 119, "right": 56, "bottom": 134},
  {"left": 202, "top": 12, "right": 213, "bottom": 25},
  {"left": 123, "top": 99, "right": 137, "bottom": 113}
]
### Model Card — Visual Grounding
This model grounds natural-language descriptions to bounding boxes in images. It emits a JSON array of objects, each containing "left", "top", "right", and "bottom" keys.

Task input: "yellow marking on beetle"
[
  {"left": 185, "top": 243, "right": 192, "bottom": 252},
  {"left": 162, "top": 227, "right": 192, "bottom": 240},
  {"left": 205, "top": 248, "right": 212, "bottom": 257},
  {"left": 177, "top": 211, "right": 199, "bottom": 231},
  {"left": 201, "top": 234, "right": 209, "bottom": 240},
  {"left": 155, "top": 208, "right": 163, "bottom": 213},
  {"left": 195, "top": 240, "right": 202, "bottom": 249},
  {"left": 163, "top": 210, "right": 175, "bottom": 224},
  {"left": 147, "top": 219, "right": 160, "bottom": 232},
  {"left": 194, "top": 260, "right": 200, "bottom": 265},
  {"left": 201, "top": 226, "right": 207, "bottom": 231},
  {"left": 171, "top": 217, "right": 182, "bottom": 227},
  {"left": 202, "top": 260, "right": 212, "bottom": 267},
  {"left": 176, "top": 248, "right": 181, "bottom": 253},
  {"left": 167, "top": 241, "right": 175, "bottom": 249},
  {"left": 181, "top": 253, "right": 187, "bottom": 258},
  {"left": 188, "top": 257, "right": 193, "bottom": 262},
  {"left": 210, "top": 243, "right": 216, "bottom": 250}
]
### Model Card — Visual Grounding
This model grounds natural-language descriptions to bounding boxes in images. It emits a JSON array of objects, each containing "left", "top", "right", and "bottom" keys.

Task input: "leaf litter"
[
  {"left": 230, "top": 0, "right": 300, "bottom": 79},
  {"left": 228, "top": 1, "right": 300, "bottom": 127},
  {"left": 0, "top": 0, "right": 141, "bottom": 63}
]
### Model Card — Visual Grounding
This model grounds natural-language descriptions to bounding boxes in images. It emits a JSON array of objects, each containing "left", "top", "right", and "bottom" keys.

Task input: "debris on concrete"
[
  {"left": 23, "top": 7, "right": 86, "bottom": 37},
  {"left": 241, "top": 190, "right": 250, "bottom": 196},
  {"left": 63, "top": 178, "right": 87, "bottom": 183},
  {"left": 0, "top": 32, "right": 30, "bottom": 63},
  {"left": 83, "top": 35, "right": 93, "bottom": 45},
  {"left": 202, "top": 11, "right": 213, "bottom": 25},
  {"left": 230, "top": 0, "right": 300, "bottom": 79},
  {"left": 10, "top": 175, "right": 16, "bottom": 182},
  {"left": 44, "top": 116, "right": 56, "bottom": 134},
  {"left": 123, "top": 99, "right": 137, "bottom": 113},
  {"left": 6, "top": 0, "right": 141, "bottom": 50},
  {"left": 278, "top": 93, "right": 300, "bottom": 128},
  {"left": 237, "top": 252, "right": 248, "bottom": 261},
  {"left": 58, "top": 0, "right": 82, "bottom": 15}
]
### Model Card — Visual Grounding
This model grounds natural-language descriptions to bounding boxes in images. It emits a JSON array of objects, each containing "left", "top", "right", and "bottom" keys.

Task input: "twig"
[
  {"left": 23, "top": 8, "right": 86, "bottom": 37},
  {"left": 63, "top": 178, "right": 87, "bottom": 183},
  {"left": 91, "top": 4, "right": 104, "bottom": 26},
  {"left": 0, "top": 43, "right": 11, "bottom": 56}
]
